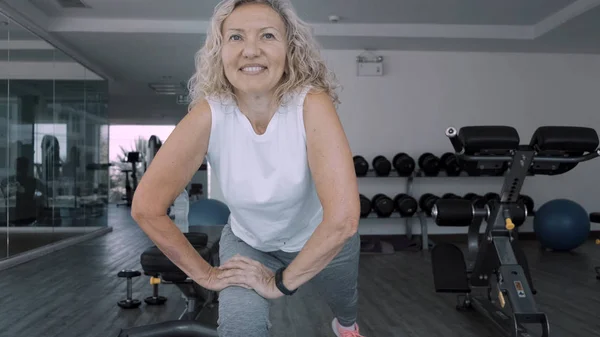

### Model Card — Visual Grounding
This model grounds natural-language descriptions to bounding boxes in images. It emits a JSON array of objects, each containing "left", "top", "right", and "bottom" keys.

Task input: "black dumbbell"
[
  {"left": 359, "top": 194, "right": 372, "bottom": 218},
  {"left": 371, "top": 194, "right": 394, "bottom": 217},
  {"left": 117, "top": 269, "right": 142, "bottom": 309},
  {"left": 418, "top": 153, "right": 441, "bottom": 176},
  {"left": 392, "top": 153, "right": 415, "bottom": 177},
  {"left": 484, "top": 192, "right": 500, "bottom": 210},
  {"left": 419, "top": 193, "right": 440, "bottom": 216},
  {"left": 440, "top": 152, "right": 462, "bottom": 176},
  {"left": 393, "top": 194, "right": 417, "bottom": 217},
  {"left": 144, "top": 276, "right": 167, "bottom": 305},
  {"left": 463, "top": 193, "right": 487, "bottom": 209},
  {"left": 484, "top": 192, "right": 500, "bottom": 203},
  {"left": 353, "top": 156, "right": 369, "bottom": 177},
  {"left": 372, "top": 156, "right": 392, "bottom": 176},
  {"left": 517, "top": 194, "right": 535, "bottom": 215}
]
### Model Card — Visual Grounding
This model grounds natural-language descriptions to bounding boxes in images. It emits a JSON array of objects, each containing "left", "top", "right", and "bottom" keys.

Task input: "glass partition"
[
  {"left": 0, "top": 18, "right": 109, "bottom": 262},
  {"left": 0, "top": 13, "right": 9, "bottom": 260}
]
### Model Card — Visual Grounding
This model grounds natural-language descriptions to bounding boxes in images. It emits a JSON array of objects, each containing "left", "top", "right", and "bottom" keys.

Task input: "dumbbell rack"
[{"left": 358, "top": 168, "right": 503, "bottom": 251}]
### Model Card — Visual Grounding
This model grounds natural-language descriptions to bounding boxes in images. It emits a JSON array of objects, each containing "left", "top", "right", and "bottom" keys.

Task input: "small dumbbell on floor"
[
  {"left": 144, "top": 276, "right": 167, "bottom": 305},
  {"left": 117, "top": 269, "right": 142, "bottom": 309}
]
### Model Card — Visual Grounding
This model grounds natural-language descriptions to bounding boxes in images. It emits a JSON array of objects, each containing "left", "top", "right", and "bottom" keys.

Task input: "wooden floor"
[{"left": 1, "top": 205, "right": 600, "bottom": 337}]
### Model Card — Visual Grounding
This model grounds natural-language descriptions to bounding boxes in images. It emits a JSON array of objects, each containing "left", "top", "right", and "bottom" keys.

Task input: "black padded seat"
[
  {"left": 590, "top": 212, "right": 600, "bottom": 223},
  {"left": 183, "top": 232, "right": 208, "bottom": 246},
  {"left": 140, "top": 232, "right": 211, "bottom": 282}
]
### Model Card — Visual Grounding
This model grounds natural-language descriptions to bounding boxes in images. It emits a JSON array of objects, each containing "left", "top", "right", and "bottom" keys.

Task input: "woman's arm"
[
  {"left": 131, "top": 99, "right": 215, "bottom": 287},
  {"left": 282, "top": 90, "right": 360, "bottom": 291}
]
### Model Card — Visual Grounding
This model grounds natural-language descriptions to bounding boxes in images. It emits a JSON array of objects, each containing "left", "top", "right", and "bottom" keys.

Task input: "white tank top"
[{"left": 205, "top": 86, "right": 323, "bottom": 252}]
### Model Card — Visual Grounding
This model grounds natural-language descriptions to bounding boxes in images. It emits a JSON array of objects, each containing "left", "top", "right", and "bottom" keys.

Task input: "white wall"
[{"left": 209, "top": 49, "right": 600, "bottom": 235}]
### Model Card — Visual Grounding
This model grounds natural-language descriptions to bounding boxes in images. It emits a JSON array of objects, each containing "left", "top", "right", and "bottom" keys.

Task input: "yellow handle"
[
  {"left": 505, "top": 218, "right": 515, "bottom": 230},
  {"left": 498, "top": 290, "right": 506, "bottom": 308},
  {"left": 150, "top": 277, "right": 161, "bottom": 285},
  {"left": 596, "top": 239, "right": 600, "bottom": 245}
]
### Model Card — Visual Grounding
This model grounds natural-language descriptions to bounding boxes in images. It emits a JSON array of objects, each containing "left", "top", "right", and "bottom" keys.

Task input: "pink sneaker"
[{"left": 332, "top": 318, "right": 365, "bottom": 337}]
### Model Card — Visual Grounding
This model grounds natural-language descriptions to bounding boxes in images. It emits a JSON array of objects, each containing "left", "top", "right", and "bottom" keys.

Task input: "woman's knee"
[{"left": 217, "top": 286, "right": 271, "bottom": 336}]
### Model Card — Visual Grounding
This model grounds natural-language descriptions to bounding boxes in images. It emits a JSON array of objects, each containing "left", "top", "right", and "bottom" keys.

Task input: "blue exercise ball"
[
  {"left": 533, "top": 199, "right": 590, "bottom": 251},
  {"left": 188, "top": 198, "right": 230, "bottom": 226}
]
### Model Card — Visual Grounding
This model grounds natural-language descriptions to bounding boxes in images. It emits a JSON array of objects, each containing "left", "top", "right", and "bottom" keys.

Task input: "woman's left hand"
[{"left": 217, "top": 254, "right": 284, "bottom": 299}]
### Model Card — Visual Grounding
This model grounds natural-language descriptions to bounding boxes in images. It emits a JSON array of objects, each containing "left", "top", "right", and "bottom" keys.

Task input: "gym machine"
[
  {"left": 117, "top": 231, "right": 221, "bottom": 337},
  {"left": 146, "top": 135, "right": 162, "bottom": 170},
  {"left": 589, "top": 214, "right": 600, "bottom": 280},
  {"left": 430, "top": 125, "right": 600, "bottom": 337},
  {"left": 118, "top": 152, "right": 141, "bottom": 207}
]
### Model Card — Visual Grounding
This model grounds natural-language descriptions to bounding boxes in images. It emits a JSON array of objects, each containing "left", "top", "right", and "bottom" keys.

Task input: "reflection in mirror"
[
  {"left": 0, "top": 13, "right": 9, "bottom": 260},
  {"left": 0, "top": 18, "right": 109, "bottom": 262}
]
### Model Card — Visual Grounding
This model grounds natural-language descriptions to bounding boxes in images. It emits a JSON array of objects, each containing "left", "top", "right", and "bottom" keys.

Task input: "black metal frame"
[{"left": 432, "top": 126, "right": 600, "bottom": 337}]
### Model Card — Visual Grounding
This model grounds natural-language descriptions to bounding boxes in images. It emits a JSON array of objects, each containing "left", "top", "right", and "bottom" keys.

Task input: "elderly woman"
[{"left": 132, "top": 1, "right": 364, "bottom": 336}]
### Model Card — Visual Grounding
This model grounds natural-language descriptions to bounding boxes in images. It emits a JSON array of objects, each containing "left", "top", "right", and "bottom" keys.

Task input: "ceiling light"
[{"left": 148, "top": 82, "right": 187, "bottom": 95}]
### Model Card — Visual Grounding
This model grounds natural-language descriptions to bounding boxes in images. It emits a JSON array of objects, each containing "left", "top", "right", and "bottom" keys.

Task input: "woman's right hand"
[{"left": 200, "top": 266, "right": 250, "bottom": 292}]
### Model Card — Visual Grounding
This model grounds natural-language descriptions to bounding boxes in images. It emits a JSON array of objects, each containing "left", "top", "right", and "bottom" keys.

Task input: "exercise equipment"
[
  {"left": 418, "top": 153, "right": 441, "bottom": 176},
  {"left": 118, "top": 152, "right": 141, "bottom": 207},
  {"left": 431, "top": 125, "right": 600, "bottom": 337},
  {"left": 442, "top": 193, "right": 461, "bottom": 199},
  {"left": 418, "top": 193, "right": 439, "bottom": 216},
  {"left": 146, "top": 135, "right": 162, "bottom": 169},
  {"left": 353, "top": 156, "right": 368, "bottom": 176},
  {"left": 117, "top": 269, "right": 142, "bottom": 309},
  {"left": 140, "top": 233, "right": 216, "bottom": 321},
  {"left": 189, "top": 199, "right": 231, "bottom": 226},
  {"left": 371, "top": 194, "right": 394, "bottom": 217},
  {"left": 392, "top": 153, "right": 415, "bottom": 176},
  {"left": 117, "top": 235, "right": 219, "bottom": 336},
  {"left": 144, "top": 276, "right": 167, "bottom": 306},
  {"left": 533, "top": 199, "right": 590, "bottom": 251},
  {"left": 517, "top": 195, "right": 535, "bottom": 215},
  {"left": 393, "top": 193, "right": 417, "bottom": 217},
  {"left": 118, "top": 199, "right": 230, "bottom": 336},
  {"left": 359, "top": 194, "right": 371, "bottom": 217},
  {"left": 440, "top": 152, "right": 462, "bottom": 176},
  {"left": 172, "top": 189, "right": 190, "bottom": 233},
  {"left": 372, "top": 156, "right": 391, "bottom": 176},
  {"left": 463, "top": 193, "right": 487, "bottom": 209},
  {"left": 484, "top": 192, "right": 500, "bottom": 204}
]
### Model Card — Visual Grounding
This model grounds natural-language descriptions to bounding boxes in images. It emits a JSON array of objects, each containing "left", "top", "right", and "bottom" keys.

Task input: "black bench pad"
[
  {"left": 140, "top": 232, "right": 212, "bottom": 282},
  {"left": 530, "top": 126, "right": 599, "bottom": 152}
]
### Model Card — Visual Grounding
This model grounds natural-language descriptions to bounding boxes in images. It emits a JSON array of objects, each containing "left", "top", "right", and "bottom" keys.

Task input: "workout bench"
[
  {"left": 118, "top": 229, "right": 222, "bottom": 337},
  {"left": 430, "top": 125, "right": 600, "bottom": 337}
]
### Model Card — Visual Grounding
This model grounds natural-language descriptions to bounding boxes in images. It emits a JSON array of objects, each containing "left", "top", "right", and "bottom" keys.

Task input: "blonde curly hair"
[{"left": 187, "top": 0, "right": 340, "bottom": 108}]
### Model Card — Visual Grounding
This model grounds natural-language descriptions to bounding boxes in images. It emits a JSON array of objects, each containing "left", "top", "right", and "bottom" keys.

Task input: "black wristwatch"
[{"left": 275, "top": 267, "right": 297, "bottom": 296}]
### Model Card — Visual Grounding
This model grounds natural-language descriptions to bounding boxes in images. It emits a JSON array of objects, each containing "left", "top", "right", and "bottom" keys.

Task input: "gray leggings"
[{"left": 216, "top": 224, "right": 361, "bottom": 337}]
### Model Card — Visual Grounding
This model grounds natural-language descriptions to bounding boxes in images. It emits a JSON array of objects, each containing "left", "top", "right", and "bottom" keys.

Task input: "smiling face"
[{"left": 221, "top": 3, "right": 288, "bottom": 97}]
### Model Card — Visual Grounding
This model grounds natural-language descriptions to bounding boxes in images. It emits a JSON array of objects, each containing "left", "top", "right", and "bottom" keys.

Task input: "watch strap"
[{"left": 275, "top": 267, "right": 297, "bottom": 296}]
